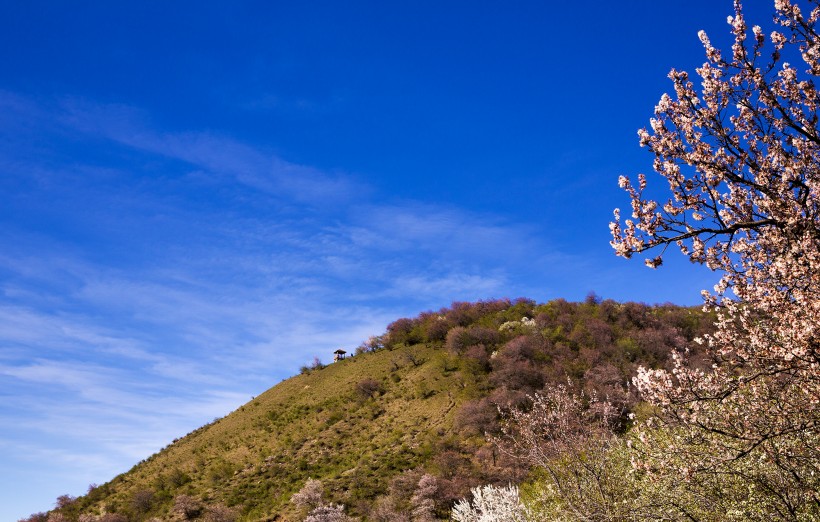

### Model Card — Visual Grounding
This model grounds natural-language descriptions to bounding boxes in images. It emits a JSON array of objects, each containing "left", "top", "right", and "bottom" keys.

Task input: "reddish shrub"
[
  {"left": 131, "top": 489, "right": 154, "bottom": 513},
  {"left": 490, "top": 350, "right": 545, "bottom": 393},
  {"left": 356, "top": 378, "right": 384, "bottom": 401},
  {"left": 502, "top": 335, "right": 547, "bottom": 361},
  {"left": 487, "top": 387, "right": 530, "bottom": 410},
  {"left": 462, "top": 345, "right": 491, "bottom": 373},
  {"left": 54, "top": 496, "right": 76, "bottom": 510},
  {"left": 445, "top": 327, "right": 469, "bottom": 353},
  {"left": 422, "top": 316, "right": 452, "bottom": 342},
  {"left": 173, "top": 494, "right": 203, "bottom": 520},
  {"left": 385, "top": 317, "right": 422, "bottom": 347},
  {"left": 446, "top": 326, "right": 500, "bottom": 354},
  {"left": 454, "top": 398, "right": 498, "bottom": 436},
  {"left": 205, "top": 505, "right": 238, "bottom": 522}
]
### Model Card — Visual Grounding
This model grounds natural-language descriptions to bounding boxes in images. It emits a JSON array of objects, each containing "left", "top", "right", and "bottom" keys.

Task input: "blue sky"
[{"left": 0, "top": 1, "right": 767, "bottom": 519}]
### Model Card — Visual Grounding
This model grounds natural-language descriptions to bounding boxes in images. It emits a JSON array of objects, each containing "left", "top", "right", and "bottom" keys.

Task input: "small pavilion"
[{"left": 333, "top": 349, "right": 347, "bottom": 362}]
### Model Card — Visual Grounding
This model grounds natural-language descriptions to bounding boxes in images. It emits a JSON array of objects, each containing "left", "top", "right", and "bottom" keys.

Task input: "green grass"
[{"left": 71, "top": 343, "right": 474, "bottom": 521}]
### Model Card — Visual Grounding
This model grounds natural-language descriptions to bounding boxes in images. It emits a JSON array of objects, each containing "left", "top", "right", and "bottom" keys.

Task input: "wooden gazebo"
[{"left": 333, "top": 349, "right": 347, "bottom": 362}]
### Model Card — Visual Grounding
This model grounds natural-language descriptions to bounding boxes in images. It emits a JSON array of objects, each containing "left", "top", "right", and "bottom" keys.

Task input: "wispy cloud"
[
  {"left": 386, "top": 272, "right": 508, "bottom": 300},
  {"left": 0, "top": 91, "right": 576, "bottom": 518},
  {"left": 346, "top": 203, "right": 531, "bottom": 255},
  {"left": 57, "top": 98, "right": 370, "bottom": 206}
]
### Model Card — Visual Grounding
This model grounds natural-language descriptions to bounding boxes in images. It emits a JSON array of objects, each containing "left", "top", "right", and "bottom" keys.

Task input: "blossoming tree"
[
  {"left": 611, "top": 0, "right": 820, "bottom": 516},
  {"left": 451, "top": 485, "right": 529, "bottom": 522}
]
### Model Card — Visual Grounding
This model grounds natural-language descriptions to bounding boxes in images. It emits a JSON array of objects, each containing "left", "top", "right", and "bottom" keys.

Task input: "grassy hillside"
[
  {"left": 67, "top": 344, "right": 472, "bottom": 521},
  {"left": 35, "top": 298, "right": 713, "bottom": 522}
]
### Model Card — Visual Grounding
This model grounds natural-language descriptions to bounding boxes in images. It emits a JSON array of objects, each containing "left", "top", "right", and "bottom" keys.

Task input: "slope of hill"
[{"left": 31, "top": 298, "right": 713, "bottom": 522}]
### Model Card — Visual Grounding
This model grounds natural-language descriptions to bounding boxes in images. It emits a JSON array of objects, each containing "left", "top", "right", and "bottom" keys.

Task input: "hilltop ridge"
[{"left": 33, "top": 297, "right": 713, "bottom": 522}]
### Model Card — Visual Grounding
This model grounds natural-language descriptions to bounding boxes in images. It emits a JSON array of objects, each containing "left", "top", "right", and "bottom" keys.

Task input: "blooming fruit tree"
[{"left": 611, "top": 0, "right": 820, "bottom": 516}]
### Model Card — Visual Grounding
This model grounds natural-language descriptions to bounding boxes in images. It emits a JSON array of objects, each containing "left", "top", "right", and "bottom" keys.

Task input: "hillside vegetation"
[{"left": 32, "top": 297, "right": 713, "bottom": 522}]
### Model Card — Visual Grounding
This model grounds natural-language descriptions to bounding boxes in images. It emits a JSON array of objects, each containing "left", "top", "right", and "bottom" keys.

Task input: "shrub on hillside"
[
  {"left": 204, "top": 504, "right": 238, "bottom": 522},
  {"left": 355, "top": 335, "right": 384, "bottom": 354},
  {"left": 385, "top": 317, "right": 422, "bottom": 347},
  {"left": 445, "top": 326, "right": 500, "bottom": 354},
  {"left": 461, "top": 345, "right": 491, "bottom": 373},
  {"left": 54, "top": 496, "right": 76, "bottom": 510},
  {"left": 291, "top": 478, "right": 325, "bottom": 511},
  {"left": 489, "top": 356, "right": 544, "bottom": 394},
  {"left": 173, "top": 494, "right": 203, "bottom": 520},
  {"left": 355, "top": 378, "right": 384, "bottom": 401},
  {"left": 304, "top": 504, "right": 355, "bottom": 522},
  {"left": 421, "top": 314, "right": 451, "bottom": 342},
  {"left": 454, "top": 398, "right": 499, "bottom": 437},
  {"left": 409, "top": 474, "right": 438, "bottom": 522},
  {"left": 131, "top": 489, "right": 154, "bottom": 514}
]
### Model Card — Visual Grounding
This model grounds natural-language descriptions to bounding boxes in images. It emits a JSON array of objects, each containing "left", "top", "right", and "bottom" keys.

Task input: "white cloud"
[
  {"left": 347, "top": 202, "right": 533, "bottom": 257},
  {"left": 385, "top": 272, "right": 508, "bottom": 300}
]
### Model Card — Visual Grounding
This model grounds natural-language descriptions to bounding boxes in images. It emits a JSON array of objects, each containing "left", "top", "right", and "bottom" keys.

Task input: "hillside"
[{"left": 31, "top": 298, "right": 713, "bottom": 522}]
